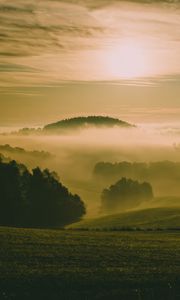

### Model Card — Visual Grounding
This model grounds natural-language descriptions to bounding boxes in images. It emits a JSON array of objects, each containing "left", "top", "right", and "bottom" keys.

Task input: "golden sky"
[{"left": 0, "top": 0, "right": 180, "bottom": 125}]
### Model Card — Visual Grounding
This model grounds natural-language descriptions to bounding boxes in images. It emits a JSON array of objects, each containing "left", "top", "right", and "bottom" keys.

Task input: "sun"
[{"left": 105, "top": 39, "right": 149, "bottom": 80}]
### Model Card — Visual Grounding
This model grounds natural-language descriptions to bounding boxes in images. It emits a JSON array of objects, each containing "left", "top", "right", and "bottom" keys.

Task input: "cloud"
[
  {"left": 0, "top": 0, "right": 180, "bottom": 87},
  {"left": 0, "top": 0, "right": 104, "bottom": 57},
  {"left": 0, "top": 63, "right": 38, "bottom": 72}
]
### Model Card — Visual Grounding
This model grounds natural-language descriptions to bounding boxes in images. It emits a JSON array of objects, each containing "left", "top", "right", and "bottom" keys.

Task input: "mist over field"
[
  {"left": 1, "top": 1, "right": 180, "bottom": 298},
  {"left": 1, "top": 121, "right": 180, "bottom": 216}
]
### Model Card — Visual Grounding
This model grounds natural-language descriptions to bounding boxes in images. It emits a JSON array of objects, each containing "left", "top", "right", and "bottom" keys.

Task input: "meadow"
[
  {"left": 0, "top": 226, "right": 180, "bottom": 299},
  {"left": 69, "top": 207, "right": 180, "bottom": 230}
]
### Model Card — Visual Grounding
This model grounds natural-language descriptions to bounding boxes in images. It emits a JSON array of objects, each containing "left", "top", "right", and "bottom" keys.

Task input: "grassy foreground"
[{"left": 0, "top": 227, "right": 180, "bottom": 299}]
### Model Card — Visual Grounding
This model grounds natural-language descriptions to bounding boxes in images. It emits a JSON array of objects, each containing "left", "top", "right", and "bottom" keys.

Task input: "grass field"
[
  {"left": 0, "top": 227, "right": 180, "bottom": 299},
  {"left": 69, "top": 207, "right": 180, "bottom": 230}
]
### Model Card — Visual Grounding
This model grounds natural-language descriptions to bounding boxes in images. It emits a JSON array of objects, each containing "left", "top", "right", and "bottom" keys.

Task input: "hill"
[
  {"left": 9, "top": 116, "right": 134, "bottom": 135},
  {"left": 69, "top": 207, "right": 180, "bottom": 230},
  {"left": 44, "top": 116, "right": 133, "bottom": 131}
]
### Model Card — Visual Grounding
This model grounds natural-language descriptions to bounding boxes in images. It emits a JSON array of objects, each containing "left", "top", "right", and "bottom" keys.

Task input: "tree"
[
  {"left": 101, "top": 177, "right": 153, "bottom": 213},
  {"left": 27, "top": 167, "right": 85, "bottom": 227},
  {"left": 0, "top": 160, "right": 27, "bottom": 226},
  {"left": 0, "top": 160, "right": 86, "bottom": 227}
]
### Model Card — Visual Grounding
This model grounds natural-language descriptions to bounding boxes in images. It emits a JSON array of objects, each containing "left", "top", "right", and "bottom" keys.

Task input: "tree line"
[
  {"left": 94, "top": 161, "right": 180, "bottom": 183},
  {"left": 0, "top": 159, "right": 86, "bottom": 228}
]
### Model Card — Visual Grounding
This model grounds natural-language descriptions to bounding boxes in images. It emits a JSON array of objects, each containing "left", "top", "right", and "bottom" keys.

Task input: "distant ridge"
[
  {"left": 44, "top": 116, "right": 133, "bottom": 131},
  {"left": 0, "top": 144, "right": 52, "bottom": 159}
]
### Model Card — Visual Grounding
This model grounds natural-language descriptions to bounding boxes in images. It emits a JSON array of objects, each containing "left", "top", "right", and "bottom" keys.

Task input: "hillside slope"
[{"left": 69, "top": 207, "right": 180, "bottom": 230}]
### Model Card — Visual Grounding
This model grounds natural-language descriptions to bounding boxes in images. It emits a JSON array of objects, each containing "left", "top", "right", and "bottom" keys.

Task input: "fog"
[{"left": 1, "top": 123, "right": 180, "bottom": 216}]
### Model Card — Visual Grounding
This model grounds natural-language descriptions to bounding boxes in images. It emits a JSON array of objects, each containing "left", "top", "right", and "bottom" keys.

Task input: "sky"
[{"left": 0, "top": 0, "right": 180, "bottom": 126}]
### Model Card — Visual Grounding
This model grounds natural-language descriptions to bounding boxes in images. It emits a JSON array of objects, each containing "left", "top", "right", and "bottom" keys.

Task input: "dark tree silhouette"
[
  {"left": 44, "top": 116, "right": 133, "bottom": 131},
  {"left": 0, "top": 160, "right": 86, "bottom": 228},
  {"left": 101, "top": 177, "right": 153, "bottom": 213},
  {"left": 15, "top": 116, "right": 134, "bottom": 135}
]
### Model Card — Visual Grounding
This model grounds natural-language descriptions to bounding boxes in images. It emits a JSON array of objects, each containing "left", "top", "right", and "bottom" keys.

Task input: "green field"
[
  {"left": 0, "top": 227, "right": 180, "bottom": 299},
  {"left": 69, "top": 207, "right": 180, "bottom": 230}
]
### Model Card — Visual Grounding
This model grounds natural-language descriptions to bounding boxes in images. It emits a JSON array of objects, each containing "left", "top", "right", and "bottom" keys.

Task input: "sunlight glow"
[{"left": 105, "top": 40, "right": 149, "bottom": 79}]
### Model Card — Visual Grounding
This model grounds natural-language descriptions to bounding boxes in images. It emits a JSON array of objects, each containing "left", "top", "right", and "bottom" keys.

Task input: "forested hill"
[
  {"left": 10, "top": 116, "right": 134, "bottom": 135},
  {"left": 44, "top": 116, "right": 133, "bottom": 131}
]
